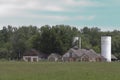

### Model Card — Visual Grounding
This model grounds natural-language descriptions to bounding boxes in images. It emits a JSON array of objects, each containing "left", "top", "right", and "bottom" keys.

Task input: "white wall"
[
  {"left": 23, "top": 56, "right": 39, "bottom": 62},
  {"left": 101, "top": 36, "right": 111, "bottom": 62}
]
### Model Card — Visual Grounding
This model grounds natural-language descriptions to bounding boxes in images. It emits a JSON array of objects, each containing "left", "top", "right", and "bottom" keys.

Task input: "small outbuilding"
[
  {"left": 23, "top": 49, "right": 40, "bottom": 62},
  {"left": 111, "top": 54, "right": 118, "bottom": 61},
  {"left": 48, "top": 53, "right": 62, "bottom": 62}
]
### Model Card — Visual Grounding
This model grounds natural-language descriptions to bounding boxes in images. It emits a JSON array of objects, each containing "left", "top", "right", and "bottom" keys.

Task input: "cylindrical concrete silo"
[{"left": 101, "top": 36, "right": 111, "bottom": 62}]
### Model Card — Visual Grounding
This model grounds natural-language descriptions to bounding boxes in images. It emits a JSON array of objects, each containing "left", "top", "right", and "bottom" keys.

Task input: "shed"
[
  {"left": 23, "top": 49, "right": 40, "bottom": 62},
  {"left": 111, "top": 54, "right": 117, "bottom": 61},
  {"left": 48, "top": 53, "right": 62, "bottom": 62}
]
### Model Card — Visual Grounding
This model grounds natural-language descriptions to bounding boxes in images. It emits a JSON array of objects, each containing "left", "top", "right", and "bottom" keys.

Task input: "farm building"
[
  {"left": 23, "top": 49, "right": 39, "bottom": 62},
  {"left": 48, "top": 53, "right": 62, "bottom": 62},
  {"left": 62, "top": 47, "right": 106, "bottom": 62},
  {"left": 111, "top": 54, "right": 117, "bottom": 61},
  {"left": 23, "top": 49, "right": 47, "bottom": 62},
  {"left": 97, "top": 54, "right": 117, "bottom": 61}
]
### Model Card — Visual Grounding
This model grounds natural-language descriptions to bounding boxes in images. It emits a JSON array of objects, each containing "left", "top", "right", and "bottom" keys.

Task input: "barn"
[{"left": 62, "top": 47, "right": 106, "bottom": 62}]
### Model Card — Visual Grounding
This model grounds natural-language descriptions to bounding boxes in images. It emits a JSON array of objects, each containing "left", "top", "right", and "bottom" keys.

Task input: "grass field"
[{"left": 0, "top": 62, "right": 120, "bottom": 80}]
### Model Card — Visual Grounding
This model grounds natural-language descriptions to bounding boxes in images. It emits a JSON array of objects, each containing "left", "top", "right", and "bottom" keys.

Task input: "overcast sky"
[{"left": 0, "top": 0, "right": 120, "bottom": 31}]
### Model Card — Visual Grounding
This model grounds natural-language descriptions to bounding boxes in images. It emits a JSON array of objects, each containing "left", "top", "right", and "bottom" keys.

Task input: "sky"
[{"left": 0, "top": 0, "right": 120, "bottom": 31}]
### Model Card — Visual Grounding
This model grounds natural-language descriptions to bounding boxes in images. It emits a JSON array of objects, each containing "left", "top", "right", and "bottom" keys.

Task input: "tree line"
[{"left": 0, "top": 25, "right": 120, "bottom": 60}]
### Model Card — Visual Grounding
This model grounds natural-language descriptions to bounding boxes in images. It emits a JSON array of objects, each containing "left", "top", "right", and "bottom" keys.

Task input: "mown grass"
[{"left": 0, "top": 61, "right": 120, "bottom": 80}]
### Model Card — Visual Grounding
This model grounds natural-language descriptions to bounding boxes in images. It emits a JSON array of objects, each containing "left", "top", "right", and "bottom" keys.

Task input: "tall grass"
[{"left": 0, "top": 62, "right": 119, "bottom": 80}]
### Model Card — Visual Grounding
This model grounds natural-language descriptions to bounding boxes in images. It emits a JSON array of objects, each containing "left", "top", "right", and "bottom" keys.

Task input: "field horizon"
[{"left": 0, "top": 61, "right": 120, "bottom": 80}]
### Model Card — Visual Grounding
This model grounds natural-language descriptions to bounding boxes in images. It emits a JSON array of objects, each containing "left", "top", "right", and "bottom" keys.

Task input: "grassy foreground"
[{"left": 0, "top": 62, "right": 120, "bottom": 80}]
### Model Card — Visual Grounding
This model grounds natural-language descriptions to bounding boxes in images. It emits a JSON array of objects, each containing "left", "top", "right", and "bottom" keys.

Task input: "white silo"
[{"left": 101, "top": 36, "right": 111, "bottom": 62}]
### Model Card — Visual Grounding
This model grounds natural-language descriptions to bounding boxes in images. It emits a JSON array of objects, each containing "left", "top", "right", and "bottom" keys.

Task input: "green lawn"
[{"left": 0, "top": 62, "right": 120, "bottom": 80}]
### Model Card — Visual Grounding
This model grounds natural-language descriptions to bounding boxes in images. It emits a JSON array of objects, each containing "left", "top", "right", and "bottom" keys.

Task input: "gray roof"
[
  {"left": 97, "top": 54, "right": 117, "bottom": 59},
  {"left": 63, "top": 48, "right": 99, "bottom": 58},
  {"left": 23, "top": 49, "right": 39, "bottom": 56},
  {"left": 62, "top": 51, "right": 78, "bottom": 58},
  {"left": 63, "top": 48, "right": 85, "bottom": 57},
  {"left": 96, "top": 54, "right": 106, "bottom": 59},
  {"left": 111, "top": 54, "right": 117, "bottom": 59},
  {"left": 48, "top": 53, "right": 61, "bottom": 58},
  {"left": 85, "top": 49, "right": 99, "bottom": 58}
]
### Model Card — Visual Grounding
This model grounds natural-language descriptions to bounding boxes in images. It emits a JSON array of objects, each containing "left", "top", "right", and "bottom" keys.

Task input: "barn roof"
[
  {"left": 23, "top": 49, "right": 49, "bottom": 58},
  {"left": 23, "top": 49, "right": 39, "bottom": 56},
  {"left": 111, "top": 54, "right": 117, "bottom": 59},
  {"left": 84, "top": 49, "right": 99, "bottom": 58},
  {"left": 63, "top": 48, "right": 99, "bottom": 58},
  {"left": 48, "top": 53, "right": 61, "bottom": 58},
  {"left": 97, "top": 54, "right": 117, "bottom": 60}
]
